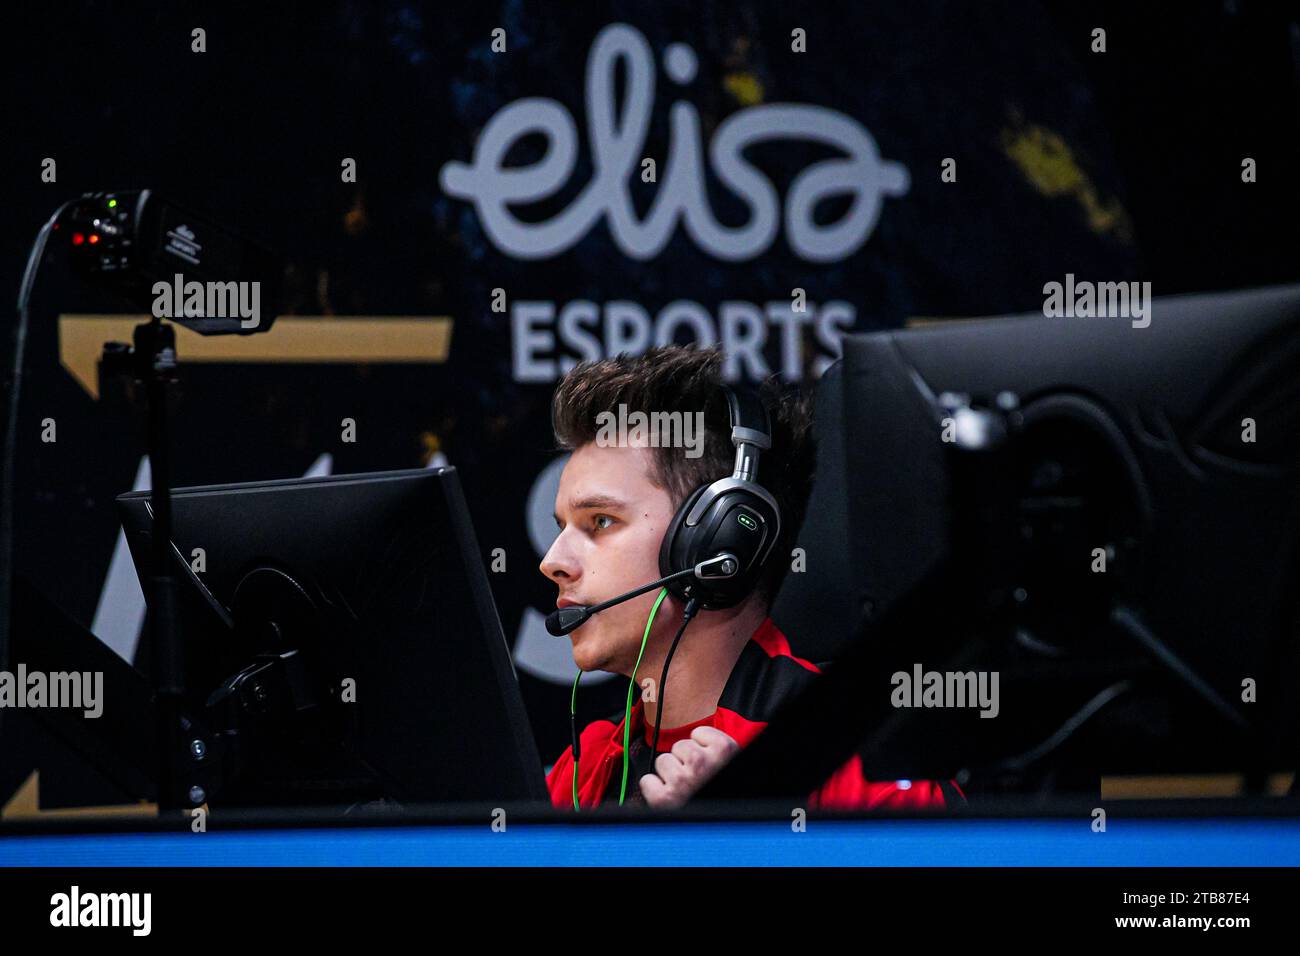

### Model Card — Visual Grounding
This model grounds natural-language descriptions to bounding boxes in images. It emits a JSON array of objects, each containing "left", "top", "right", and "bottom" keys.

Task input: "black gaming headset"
[{"left": 657, "top": 384, "right": 782, "bottom": 609}]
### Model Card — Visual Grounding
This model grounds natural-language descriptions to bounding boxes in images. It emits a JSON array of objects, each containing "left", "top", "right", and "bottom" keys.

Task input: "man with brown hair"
[{"left": 541, "top": 345, "right": 962, "bottom": 810}]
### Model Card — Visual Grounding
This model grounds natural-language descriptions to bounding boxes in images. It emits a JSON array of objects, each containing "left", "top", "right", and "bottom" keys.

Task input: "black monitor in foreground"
[
  {"left": 726, "top": 284, "right": 1300, "bottom": 800},
  {"left": 118, "top": 467, "right": 548, "bottom": 809}
]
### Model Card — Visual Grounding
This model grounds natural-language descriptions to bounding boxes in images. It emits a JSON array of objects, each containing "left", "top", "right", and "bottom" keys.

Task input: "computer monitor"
[
  {"left": 724, "top": 284, "right": 1300, "bottom": 799},
  {"left": 117, "top": 467, "right": 548, "bottom": 809}
]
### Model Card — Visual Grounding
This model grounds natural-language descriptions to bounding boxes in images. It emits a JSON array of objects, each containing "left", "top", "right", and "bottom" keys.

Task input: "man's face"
[{"left": 540, "top": 442, "right": 681, "bottom": 676}]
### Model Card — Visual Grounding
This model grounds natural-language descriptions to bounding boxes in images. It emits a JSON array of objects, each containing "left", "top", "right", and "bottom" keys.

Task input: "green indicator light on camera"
[{"left": 737, "top": 513, "right": 757, "bottom": 531}]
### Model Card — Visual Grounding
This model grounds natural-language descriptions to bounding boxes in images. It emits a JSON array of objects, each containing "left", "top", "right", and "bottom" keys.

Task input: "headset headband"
[{"left": 722, "top": 384, "right": 771, "bottom": 484}]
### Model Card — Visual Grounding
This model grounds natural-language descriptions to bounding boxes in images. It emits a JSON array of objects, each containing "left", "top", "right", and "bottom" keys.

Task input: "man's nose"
[{"left": 539, "top": 531, "right": 579, "bottom": 584}]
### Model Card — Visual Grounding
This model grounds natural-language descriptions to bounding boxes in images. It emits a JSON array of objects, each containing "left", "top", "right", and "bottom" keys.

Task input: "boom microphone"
[{"left": 545, "top": 553, "right": 739, "bottom": 636}]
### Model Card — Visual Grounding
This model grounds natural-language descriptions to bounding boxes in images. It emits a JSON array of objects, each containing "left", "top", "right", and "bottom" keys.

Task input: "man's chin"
[{"left": 570, "top": 627, "right": 616, "bottom": 675}]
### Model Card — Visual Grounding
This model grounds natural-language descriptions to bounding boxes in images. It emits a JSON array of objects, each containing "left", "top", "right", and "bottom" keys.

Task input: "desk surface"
[{"left": 3, "top": 817, "right": 1299, "bottom": 866}]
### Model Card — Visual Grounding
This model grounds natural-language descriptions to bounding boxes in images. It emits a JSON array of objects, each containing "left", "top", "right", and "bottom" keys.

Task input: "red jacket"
[{"left": 546, "top": 616, "right": 965, "bottom": 810}]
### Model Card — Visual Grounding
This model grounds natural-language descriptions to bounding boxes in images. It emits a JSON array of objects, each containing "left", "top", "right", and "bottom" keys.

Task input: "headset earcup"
[
  {"left": 659, "top": 485, "right": 708, "bottom": 601},
  {"left": 660, "top": 483, "right": 780, "bottom": 609}
]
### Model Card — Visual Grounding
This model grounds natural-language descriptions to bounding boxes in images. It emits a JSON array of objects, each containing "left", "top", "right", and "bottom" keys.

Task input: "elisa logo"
[{"left": 440, "top": 23, "right": 909, "bottom": 264}]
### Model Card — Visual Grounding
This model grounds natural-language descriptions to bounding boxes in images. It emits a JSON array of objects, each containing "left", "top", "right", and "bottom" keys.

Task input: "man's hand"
[{"left": 639, "top": 726, "right": 740, "bottom": 809}]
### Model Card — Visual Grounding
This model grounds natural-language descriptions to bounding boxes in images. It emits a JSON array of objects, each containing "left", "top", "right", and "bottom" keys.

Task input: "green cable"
[
  {"left": 568, "top": 586, "right": 669, "bottom": 810},
  {"left": 621, "top": 587, "right": 669, "bottom": 805}
]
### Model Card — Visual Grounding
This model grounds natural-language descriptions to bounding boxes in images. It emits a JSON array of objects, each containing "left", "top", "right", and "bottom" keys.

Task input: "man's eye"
[{"left": 593, "top": 514, "right": 615, "bottom": 531}]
